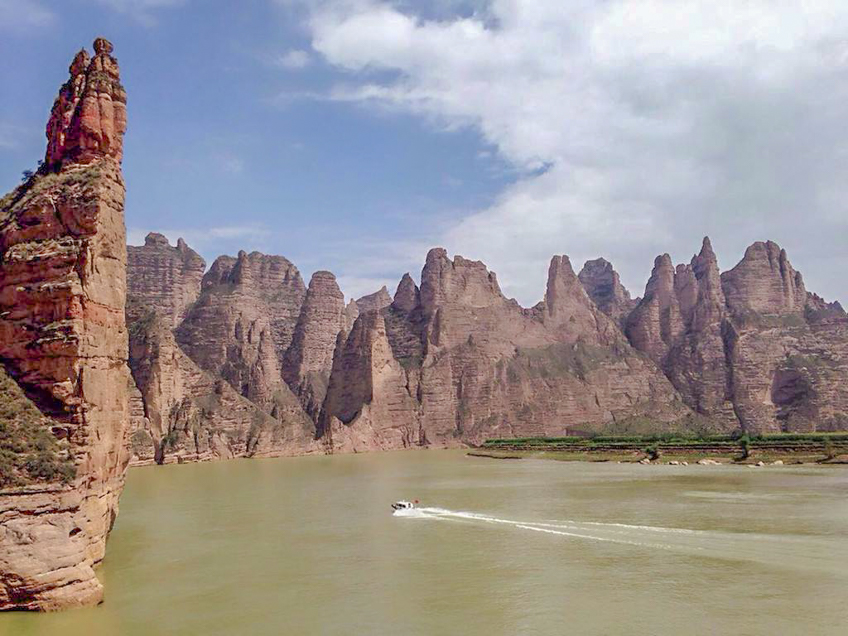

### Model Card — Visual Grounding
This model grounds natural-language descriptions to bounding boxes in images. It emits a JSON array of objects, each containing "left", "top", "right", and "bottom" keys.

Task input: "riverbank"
[{"left": 472, "top": 433, "right": 848, "bottom": 465}]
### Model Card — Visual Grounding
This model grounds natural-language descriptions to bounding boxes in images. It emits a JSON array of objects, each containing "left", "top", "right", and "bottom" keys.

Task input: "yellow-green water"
[{"left": 3, "top": 451, "right": 848, "bottom": 635}]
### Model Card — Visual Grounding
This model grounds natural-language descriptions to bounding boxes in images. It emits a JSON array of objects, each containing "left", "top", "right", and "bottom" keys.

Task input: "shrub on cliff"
[{"left": 0, "top": 367, "right": 76, "bottom": 488}]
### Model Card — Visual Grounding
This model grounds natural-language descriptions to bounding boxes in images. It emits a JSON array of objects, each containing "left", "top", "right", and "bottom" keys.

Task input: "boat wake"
[{"left": 393, "top": 506, "right": 848, "bottom": 574}]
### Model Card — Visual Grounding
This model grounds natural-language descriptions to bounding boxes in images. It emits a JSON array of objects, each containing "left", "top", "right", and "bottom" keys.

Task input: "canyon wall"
[
  {"left": 126, "top": 230, "right": 847, "bottom": 461},
  {"left": 625, "top": 239, "right": 848, "bottom": 433},
  {"left": 0, "top": 39, "right": 130, "bottom": 610},
  {"left": 126, "top": 238, "right": 318, "bottom": 465}
]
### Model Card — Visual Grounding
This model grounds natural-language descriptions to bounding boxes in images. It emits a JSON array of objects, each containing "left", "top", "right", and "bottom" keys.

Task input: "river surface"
[{"left": 3, "top": 451, "right": 848, "bottom": 635}]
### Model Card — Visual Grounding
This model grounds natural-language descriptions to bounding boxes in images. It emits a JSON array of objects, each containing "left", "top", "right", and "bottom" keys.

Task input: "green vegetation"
[
  {"left": 484, "top": 432, "right": 848, "bottom": 447},
  {"left": 1, "top": 162, "right": 102, "bottom": 223},
  {"left": 644, "top": 444, "right": 660, "bottom": 461},
  {"left": 739, "top": 433, "right": 752, "bottom": 460},
  {"left": 0, "top": 367, "right": 76, "bottom": 488},
  {"left": 481, "top": 431, "right": 848, "bottom": 463}
]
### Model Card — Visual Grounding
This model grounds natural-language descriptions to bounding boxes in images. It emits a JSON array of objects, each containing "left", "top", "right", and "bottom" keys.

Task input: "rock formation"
[
  {"left": 578, "top": 258, "right": 637, "bottom": 328},
  {"left": 127, "top": 233, "right": 205, "bottom": 328},
  {"left": 175, "top": 251, "right": 306, "bottom": 412},
  {"left": 126, "top": 238, "right": 317, "bottom": 463},
  {"left": 355, "top": 286, "right": 392, "bottom": 314},
  {"left": 319, "top": 248, "right": 688, "bottom": 450},
  {"left": 0, "top": 39, "right": 130, "bottom": 610},
  {"left": 125, "top": 231, "right": 847, "bottom": 453},
  {"left": 282, "top": 271, "right": 348, "bottom": 419},
  {"left": 625, "top": 238, "right": 848, "bottom": 433}
]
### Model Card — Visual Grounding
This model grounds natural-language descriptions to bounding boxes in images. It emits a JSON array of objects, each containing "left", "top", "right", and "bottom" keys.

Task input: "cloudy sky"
[{"left": 1, "top": 0, "right": 846, "bottom": 305}]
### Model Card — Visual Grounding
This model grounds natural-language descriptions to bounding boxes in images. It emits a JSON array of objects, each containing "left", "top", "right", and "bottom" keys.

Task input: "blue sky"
[{"left": 1, "top": 1, "right": 846, "bottom": 305}]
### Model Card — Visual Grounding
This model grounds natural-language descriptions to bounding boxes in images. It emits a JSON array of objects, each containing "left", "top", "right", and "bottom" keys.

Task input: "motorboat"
[{"left": 391, "top": 500, "right": 417, "bottom": 511}]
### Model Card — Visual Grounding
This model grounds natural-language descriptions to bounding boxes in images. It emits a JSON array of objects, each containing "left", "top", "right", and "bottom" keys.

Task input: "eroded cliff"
[{"left": 0, "top": 38, "right": 130, "bottom": 610}]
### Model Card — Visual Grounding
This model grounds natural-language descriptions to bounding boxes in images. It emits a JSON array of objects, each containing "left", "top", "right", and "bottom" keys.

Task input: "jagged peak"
[
  {"left": 544, "top": 255, "right": 588, "bottom": 316},
  {"left": 144, "top": 232, "right": 170, "bottom": 247},
  {"left": 420, "top": 247, "right": 504, "bottom": 312},
  {"left": 305, "top": 271, "right": 343, "bottom": 301},
  {"left": 356, "top": 286, "right": 392, "bottom": 314},
  {"left": 392, "top": 273, "right": 420, "bottom": 314},
  {"left": 45, "top": 37, "right": 126, "bottom": 170},
  {"left": 722, "top": 240, "right": 807, "bottom": 315}
]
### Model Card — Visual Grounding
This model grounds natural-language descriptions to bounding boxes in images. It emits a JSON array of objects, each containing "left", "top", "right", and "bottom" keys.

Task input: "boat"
[{"left": 391, "top": 500, "right": 417, "bottom": 511}]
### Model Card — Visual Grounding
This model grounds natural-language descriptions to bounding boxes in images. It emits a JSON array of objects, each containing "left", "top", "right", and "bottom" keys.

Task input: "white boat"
[{"left": 391, "top": 500, "right": 416, "bottom": 511}]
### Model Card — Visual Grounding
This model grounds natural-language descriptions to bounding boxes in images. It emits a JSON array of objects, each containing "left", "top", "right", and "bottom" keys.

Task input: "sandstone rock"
[
  {"left": 392, "top": 273, "right": 420, "bottom": 314},
  {"left": 624, "top": 237, "right": 846, "bottom": 434},
  {"left": 722, "top": 241, "right": 807, "bottom": 316},
  {"left": 720, "top": 242, "right": 848, "bottom": 433},
  {"left": 320, "top": 248, "right": 689, "bottom": 450},
  {"left": 625, "top": 239, "right": 736, "bottom": 428},
  {"left": 127, "top": 233, "right": 205, "bottom": 328},
  {"left": 45, "top": 38, "right": 127, "bottom": 170},
  {"left": 355, "top": 286, "right": 392, "bottom": 314},
  {"left": 0, "top": 38, "right": 130, "bottom": 610},
  {"left": 129, "top": 312, "right": 317, "bottom": 464},
  {"left": 125, "top": 233, "right": 318, "bottom": 461},
  {"left": 625, "top": 254, "right": 684, "bottom": 364},
  {"left": 283, "top": 271, "right": 348, "bottom": 419},
  {"left": 176, "top": 250, "right": 306, "bottom": 413},
  {"left": 578, "top": 258, "right": 637, "bottom": 328}
]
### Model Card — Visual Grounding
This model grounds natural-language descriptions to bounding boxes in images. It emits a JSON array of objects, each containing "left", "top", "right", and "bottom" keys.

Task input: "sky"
[{"left": 0, "top": 0, "right": 846, "bottom": 306}]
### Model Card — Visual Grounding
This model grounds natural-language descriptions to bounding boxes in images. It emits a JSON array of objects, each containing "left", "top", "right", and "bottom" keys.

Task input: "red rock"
[
  {"left": 578, "top": 257, "right": 637, "bottom": 328},
  {"left": 355, "top": 286, "right": 392, "bottom": 314},
  {"left": 127, "top": 232, "right": 205, "bottom": 329},
  {"left": 392, "top": 273, "right": 420, "bottom": 314},
  {"left": 45, "top": 38, "right": 127, "bottom": 170},
  {"left": 0, "top": 39, "right": 130, "bottom": 611},
  {"left": 320, "top": 248, "right": 688, "bottom": 449},
  {"left": 624, "top": 237, "right": 848, "bottom": 433},
  {"left": 283, "top": 271, "right": 348, "bottom": 419},
  {"left": 721, "top": 240, "right": 807, "bottom": 316},
  {"left": 176, "top": 251, "right": 306, "bottom": 412}
]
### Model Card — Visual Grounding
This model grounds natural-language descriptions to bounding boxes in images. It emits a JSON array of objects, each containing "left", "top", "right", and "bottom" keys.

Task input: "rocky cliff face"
[
  {"left": 319, "top": 248, "right": 688, "bottom": 450},
  {"left": 0, "top": 39, "right": 130, "bottom": 610},
  {"left": 282, "top": 271, "right": 348, "bottom": 420},
  {"left": 175, "top": 251, "right": 306, "bottom": 412},
  {"left": 127, "top": 233, "right": 205, "bottom": 328},
  {"left": 355, "top": 286, "right": 393, "bottom": 314},
  {"left": 578, "top": 258, "right": 637, "bottom": 328},
  {"left": 624, "top": 238, "right": 848, "bottom": 433},
  {"left": 126, "top": 238, "right": 317, "bottom": 464},
  {"left": 126, "top": 232, "right": 847, "bottom": 453}
]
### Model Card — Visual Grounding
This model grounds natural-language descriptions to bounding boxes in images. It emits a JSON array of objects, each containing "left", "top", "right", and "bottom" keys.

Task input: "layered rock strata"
[
  {"left": 126, "top": 239, "right": 317, "bottom": 463},
  {"left": 319, "top": 249, "right": 688, "bottom": 451},
  {"left": 175, "top": 251, "right": 306, "bottom": 412},
  {"left": 0, "top": 39, "right": 130, "bottom": 610},
  {"left": 355, "top": 286, "right": 393, "bottom": 314},
  {"left": 127, "top": 233, "right": 205, "bottom": 328},
  {"left": 282, "top": 272, "right": 348, "bottom": 419},
  {"left": 624, "top": 238, "right": 848, "bottom": 432},
  {"left": 578, "top": 258, "right": 637, "bottom": 328}
]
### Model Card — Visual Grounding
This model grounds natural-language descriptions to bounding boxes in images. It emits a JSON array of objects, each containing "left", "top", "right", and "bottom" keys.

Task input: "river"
[{"left": 3, "top": 451, "right": 848, "bottom": 635}]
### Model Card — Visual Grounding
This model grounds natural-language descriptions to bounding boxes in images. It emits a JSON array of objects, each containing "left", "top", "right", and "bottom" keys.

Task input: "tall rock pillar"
[{"left": 0, "top": 38, "right": 130, "bottom": 610}]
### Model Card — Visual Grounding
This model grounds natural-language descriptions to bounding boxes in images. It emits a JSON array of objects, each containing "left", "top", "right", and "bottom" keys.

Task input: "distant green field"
[{"left": 483, "top": 432, "right": 848, "bottom": 447}]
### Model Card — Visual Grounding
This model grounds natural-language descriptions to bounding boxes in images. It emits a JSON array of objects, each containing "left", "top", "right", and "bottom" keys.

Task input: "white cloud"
[
  {"left": 0, "top": 0, "right": 54, "bottom": 32},
  {"left": 273, "top": 49, "right": 312, "bottom": 69},
  {"left": 305, "top": 0, "right": 848, "bottom": 305}
]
